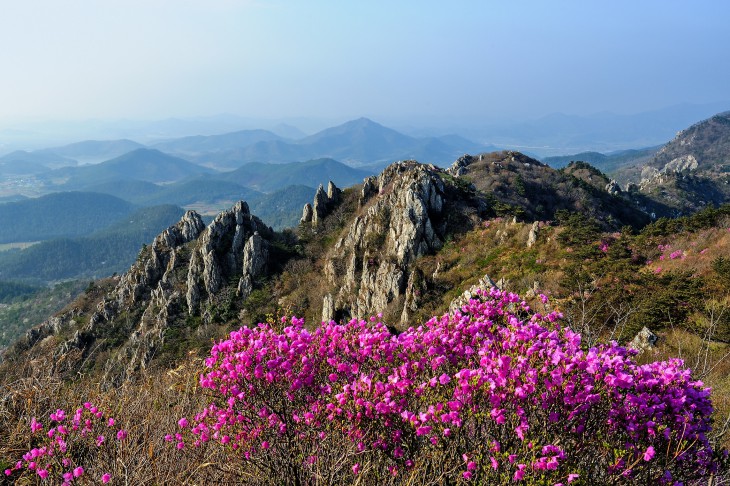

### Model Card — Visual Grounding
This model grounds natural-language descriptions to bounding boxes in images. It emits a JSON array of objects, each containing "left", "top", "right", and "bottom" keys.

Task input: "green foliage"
[
  {"left": 623, "top": 272, "right": 705, "bottom": 339},
  {"left": 712, "top": 256, "right": 730, "bottom": 289},
  {"left": 0, "top": 281, "right": 40, "bottom": 303},
  {"left": 641, "top": 204, "right": 730, "bottom": 237},
  {"left": 555, "top": 210, "right": 601, "bottom": 257},
  {"left": 249, "top": 185, "right": 316, "bottom": 230},
  {"left": 243, "top": 287, "right": 275, "bottom": 325}
]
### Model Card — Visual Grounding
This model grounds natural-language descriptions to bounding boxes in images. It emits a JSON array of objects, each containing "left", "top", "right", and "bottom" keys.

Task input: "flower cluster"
[
  {"left": 177, "top": 288, "right": 718, "bottom": 484},
  {"left": 6, "top": 402, "right": 123, "bottom": 484}
]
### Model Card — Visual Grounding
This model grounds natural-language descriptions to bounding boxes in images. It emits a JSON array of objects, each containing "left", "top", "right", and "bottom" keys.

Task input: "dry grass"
[{"left": 0, "top": 357, "right": 241, "bottom": 484}]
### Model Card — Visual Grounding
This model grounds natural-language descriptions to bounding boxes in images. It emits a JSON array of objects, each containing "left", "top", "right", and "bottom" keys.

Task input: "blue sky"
[{"left": 0, "top": 0, "right": 728, "bottom": 124}]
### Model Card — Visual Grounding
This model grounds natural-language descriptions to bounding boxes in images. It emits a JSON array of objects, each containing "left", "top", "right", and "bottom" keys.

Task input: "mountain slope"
[
  {"left": 0, "top": 192, "right": 135, "bottom": 243},
  {"left": 45, "top": 148, "right": 215, "bottom": 188},
  {"left": 221, "top": 158, "right": 372, "bottom": 192},
  {"left": 0, "top": 152, "right": 660, "bottom": 380},
  {"left": 0, "top": 205, "right": 185, "bottom": 282},
  {"left": 617, "top": 111, "right": 730, "bottom": 216},
  {"left": 151, "top": 129, "right": 284, "bottom": 155},
  {"left": 37, "top": 139, "right": 145, "bottom": 164},
  {"left": 450, "top": 152, "right": 651, "bottom": 227}
]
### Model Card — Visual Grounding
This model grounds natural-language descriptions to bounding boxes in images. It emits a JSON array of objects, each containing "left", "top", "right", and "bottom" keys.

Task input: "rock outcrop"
[
  {"left": 238, "top": 232, "right": 269, "bottom": 300},
  {"left": 324, "top": 161, "right": 446, "bottom": 324},
  {"left": 186, "top": 202, "right": 272, "bottom": 314},
  {"left": 302, "top": 181, "right": 342, "bottom": 226},
  {"left": 605, "top": 180, "right": 622, "bottom": 195},
  {"left": 448, "top": 274, "right": 500, "bottom": 313},
  {"left": 629, "top": 326, "right": 659, "bottom": 353},
  {"left": 527, "top": 221, "right": 539, "bottom": 248},
  {"left": 300, "top": 203, "right": 314, "bottom": 223}
]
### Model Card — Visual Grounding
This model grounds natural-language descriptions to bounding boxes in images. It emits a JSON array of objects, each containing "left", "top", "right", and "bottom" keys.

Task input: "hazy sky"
[{"left": 1, "top": 0, "right": 729, "bottom": 124}]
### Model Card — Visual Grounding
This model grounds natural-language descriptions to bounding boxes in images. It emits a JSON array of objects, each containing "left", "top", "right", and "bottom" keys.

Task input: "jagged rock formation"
[
  {"left": 629, "top": 326, "right": 659, "bottom": 353},
  {"left": 605, "top": 180, "right": 622, "bottom": 195},
  {"left": 238, "top": 232, "right": 269, "bottom": 300},
  {"left": 186, "top": 201, "right": 273, "bottom": 314},
  {"left": 117, "top": 210, "right": 205, "bottom": 306},
  {"left": 302, "top": 181, "right": 342, "bottom": 225},
  {"left": 300, "top": 203, "right": 314, "bottom": 223},
  {"left": 324, "top": 161, "right": 447, "bottom": 324},
  {"left": 7, "top": 202, "right": 277, "bottom": 382}
]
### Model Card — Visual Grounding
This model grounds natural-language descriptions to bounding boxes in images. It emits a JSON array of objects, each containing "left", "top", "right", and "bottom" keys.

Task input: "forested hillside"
[
  {"left": 0, "top": 192, "right": 135, "bottom": 243},
  {"left": 0, "top": 205, "right": 184, "bottom": 282}
]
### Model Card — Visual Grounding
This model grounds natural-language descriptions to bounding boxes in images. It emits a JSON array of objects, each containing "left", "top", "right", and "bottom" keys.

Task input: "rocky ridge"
[
  {"left": 616, "top": 111, "right": 730, "bottom": 216},
  {"left": 8, "top": 203, "right": 276, "bottom": 381}
]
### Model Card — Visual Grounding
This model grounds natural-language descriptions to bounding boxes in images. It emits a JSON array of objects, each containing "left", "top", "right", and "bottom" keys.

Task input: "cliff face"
[{"left": 321, "top": 161, "right": 447, "bottom": 324}]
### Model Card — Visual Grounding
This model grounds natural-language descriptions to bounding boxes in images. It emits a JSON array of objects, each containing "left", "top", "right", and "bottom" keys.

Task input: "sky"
[{"left": 0, "top": 0, "right": 729, "bottom": 126}]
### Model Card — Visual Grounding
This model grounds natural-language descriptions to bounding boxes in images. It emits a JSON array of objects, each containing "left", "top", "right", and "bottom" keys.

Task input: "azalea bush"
[
  {"left": 176, "top": 289, "right": 721, "bottom": 485},
  {"left": 4, "top": 402, "right": 124, "bottom": 484}
]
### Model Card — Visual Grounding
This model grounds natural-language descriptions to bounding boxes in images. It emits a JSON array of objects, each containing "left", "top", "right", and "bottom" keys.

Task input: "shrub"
[{"left": 175, "top": 289, "right": 720, "bottom": 485}]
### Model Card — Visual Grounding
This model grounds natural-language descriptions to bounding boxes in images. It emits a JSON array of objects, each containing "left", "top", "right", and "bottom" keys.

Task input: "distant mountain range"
[
  {"left": 475, "top": 102, "right": 730, "bottom": 156},
  {"left": 176, "top": 117, "right": 496, "bottom": 169},
  {"left": 216, "top": 158, "right": 372, "bottom": 192},
  {"left": 0, "top": 151, "right": 76, "bottom": 176},
  {"left": 151, "top": 129, "right": 285, "bottom": 155},
  {"left": 541, "top": 147, "right": 660, "bottom": 173}
]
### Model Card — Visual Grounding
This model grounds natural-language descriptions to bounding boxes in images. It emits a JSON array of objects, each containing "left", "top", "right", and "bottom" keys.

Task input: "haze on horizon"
[{"left": 0, "top": 0, "right": 729, "bottom": 131}]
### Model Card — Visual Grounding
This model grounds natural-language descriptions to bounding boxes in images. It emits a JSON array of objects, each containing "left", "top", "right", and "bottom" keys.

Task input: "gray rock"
[
  {"left": 237, "top": 274, "right": 253, "bottom": 300},
  {"left": 325, "top": 162, "right": 446, "bottom": 325},
  {"left": 312, "top": 184, "right": 329, "bottom": 225},
  {"left": 446, "top": 154, "right": 474, "bottom": 177},
  {"left": 300, "top": 203, "right": 313, "bottom": 223},
  {"left": 186, "top": 201, "right": 270, "bottom": 313},
  {"left": 605, "top": 180, "right": 622, "bottom": 195},
  {"left": 360, "top": 176, "right": 378, "bottom": 206},
  {"left": 663, "top": 154, "right": 698, "bottom": 173},
  {"left": 629, "top": 326, "right": 659, "bottom": 353},
  {"left": 448, "top": 274, "right": 500, "bottom": 313},
  {"left": 527, "top": 221, "right": 539, "bottom": 248},
  {"left": 327, "top": 181, "right": 341, "bottom": 204},
  {"left": 242, "top": 232, "right": 268, "bottom": 280},
  {"left": 322, "top": 293, "right": 335, "bottom": 323}
]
